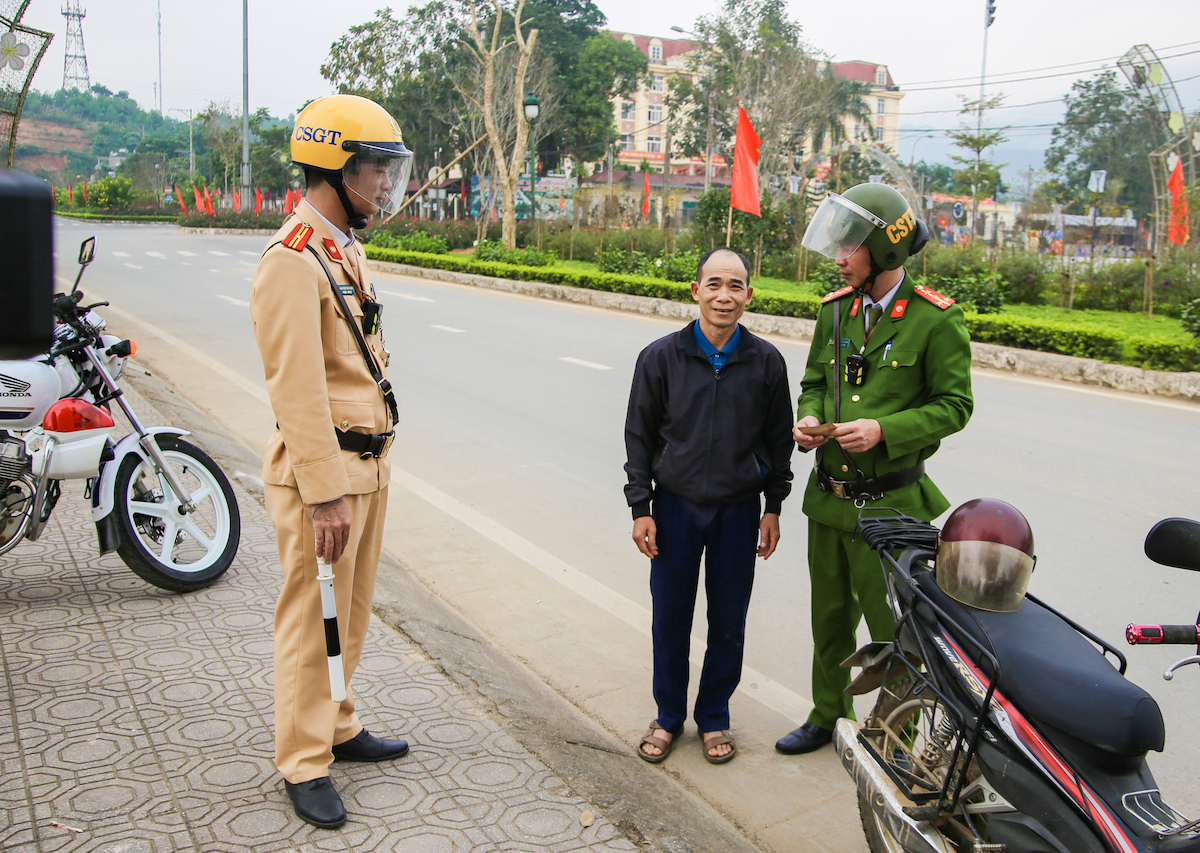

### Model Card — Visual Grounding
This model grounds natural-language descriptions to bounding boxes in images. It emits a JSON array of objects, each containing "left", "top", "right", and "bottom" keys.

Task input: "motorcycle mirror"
[
  {"left": 77, "top": 237, "right": 95, "bottom": 267},
  {"left": 1144, "top": 518, "right": 1200, "bottom": 572}
]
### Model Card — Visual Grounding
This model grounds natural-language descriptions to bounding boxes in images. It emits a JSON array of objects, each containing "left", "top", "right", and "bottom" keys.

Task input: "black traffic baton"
[{"left": 316, "top": 557, "right": 347, "bottom": 702}]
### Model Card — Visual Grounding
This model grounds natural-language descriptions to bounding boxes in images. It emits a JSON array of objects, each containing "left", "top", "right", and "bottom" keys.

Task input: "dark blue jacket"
[{"left": 624, "top": 321, "right": 794, "bottom": 518}]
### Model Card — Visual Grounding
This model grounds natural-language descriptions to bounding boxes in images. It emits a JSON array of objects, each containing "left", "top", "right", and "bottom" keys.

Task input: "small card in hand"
[{"left": 798, "top": 423, "right": 836, "bottom": 437}]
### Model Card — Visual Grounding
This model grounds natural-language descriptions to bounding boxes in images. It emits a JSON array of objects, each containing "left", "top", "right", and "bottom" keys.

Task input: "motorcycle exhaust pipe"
[{"left": 835, "top": 719, "right": 956, "bottom": 853}]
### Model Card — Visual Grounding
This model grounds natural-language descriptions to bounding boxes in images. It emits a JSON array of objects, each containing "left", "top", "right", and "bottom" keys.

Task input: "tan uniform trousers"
[{"left": 265, "top": 483, "right": 388, "bottom": 784}]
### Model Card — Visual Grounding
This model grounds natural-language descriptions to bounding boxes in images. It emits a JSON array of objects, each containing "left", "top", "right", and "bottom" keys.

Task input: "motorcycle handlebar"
[{"left": 1126, "top": 624, "right": 1200, "bottom": 645}]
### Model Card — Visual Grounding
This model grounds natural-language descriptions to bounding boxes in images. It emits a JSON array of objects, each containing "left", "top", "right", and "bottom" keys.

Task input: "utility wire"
[
  {"left": 897, "top": 40, "right": 1200, "bottom": 88},
  {"left": 901, "top": 47, "right": 1200, "bottom": 93}
]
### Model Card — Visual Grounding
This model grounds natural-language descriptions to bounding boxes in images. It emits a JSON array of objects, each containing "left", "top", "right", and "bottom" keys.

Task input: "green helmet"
[{"left": 802, "top": 182, "right": 928, "bottom": 272}]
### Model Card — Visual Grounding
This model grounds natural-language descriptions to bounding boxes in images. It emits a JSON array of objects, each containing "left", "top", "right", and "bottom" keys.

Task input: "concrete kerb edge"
[
  {"left": 119, "top": 363, "right": 763, "bottom": 853},
  {"left": 367, "top": 259, "right": 1200, "bottom": 404}
]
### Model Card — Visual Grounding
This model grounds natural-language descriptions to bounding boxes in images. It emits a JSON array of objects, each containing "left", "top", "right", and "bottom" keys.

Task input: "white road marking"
[
  {"left": 431, "top": 324, "right": 464, "bottom": 333},
  {"left": 177, "top": 250, "right": 198, "bottom": 257},
  {"left": 393, "top": 469, "right": 815, "bottom": 723},
  {"left": 238, "top": 250, "right": 259, "bottom": 256},
  {"left": 145, "top": 251, "right": 165, "bottom": 259},
  {"left": 208, "top": 269, "right": 220, "bottom": 273},
  {"left": 560, "top": 357, "right": 611, "bottom": 371},
  {"left": 122, "top": 262, "right": 143, "bottom": 269},
  {"left": 208, "top": 250, "right": 230, "bottom": 256},
  {"left": 216, "top": 294, "right": 250, "bottom": 307},
  {"left": 377, "top": 289, "right": 433, "bottom": 302},
  {"left": 112, "top": 251, "right": 130, "bottom": 257}
]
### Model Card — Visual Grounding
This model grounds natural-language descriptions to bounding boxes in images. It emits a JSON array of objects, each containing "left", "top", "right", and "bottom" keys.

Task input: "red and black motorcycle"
[{"left": 836, "top": 504, "right": 1200, "bottom": 853}]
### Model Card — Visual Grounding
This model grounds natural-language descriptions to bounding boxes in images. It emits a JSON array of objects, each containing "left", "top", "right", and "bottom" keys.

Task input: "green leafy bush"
[
  {"left": 1181, "top": 298, "right": 1200, "bottom": 338},
  {"left": 924, "top": 272, "right": 1004, "bottom": 314},
  {"left": 996, "top": 253, "right": 1053, "bottom": 304},
  {"left": 966, "top": 314, "right": 1123, "bottom": 361},
  {"left": 1127, "top": 334, "right": 1200, "bottom": 371},
  {"left": 369, "top": 230, "right": 449, "bottom": 254},
  {"left": 177, "top": 211, "right": 285, "bottom": 229},
  {"left": 473, "top": 240, "right": 553, "bottom": 266},
  {"left": 804, "top": 256, "right": 846, "bottom": 294},
  {"left": 598, "top": 248, "right": 700, "bottom": 282}
]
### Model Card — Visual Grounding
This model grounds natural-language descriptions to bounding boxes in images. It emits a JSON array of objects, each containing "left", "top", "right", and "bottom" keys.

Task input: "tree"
[
  {"left": 947, "top": 94, "right": 1007, "bottom": 241},
  {"left": 198, "top": 100, "right": 243, "bottom": 197},
  {"left": 1045, "top": 70, "right": 1156, "bottom": 218},
  {"left": 461, "top": 0, "right": 540, "bottom": 248},
  {"left": 912, "top": 159, "right": 957, "bottom": 194},
  {"left": 555, "top": 34, "right": 645, "bottom": 163}
]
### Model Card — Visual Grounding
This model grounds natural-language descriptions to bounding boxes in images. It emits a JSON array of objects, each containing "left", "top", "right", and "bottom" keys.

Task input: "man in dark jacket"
[{"left": 624, "top": 247, "right": 794, "bottom": 765}]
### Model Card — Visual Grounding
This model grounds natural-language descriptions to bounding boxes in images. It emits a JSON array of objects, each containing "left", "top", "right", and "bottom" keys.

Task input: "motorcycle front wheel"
[{"left": 113, "top": 436, "right": 240, "bottom": 592}]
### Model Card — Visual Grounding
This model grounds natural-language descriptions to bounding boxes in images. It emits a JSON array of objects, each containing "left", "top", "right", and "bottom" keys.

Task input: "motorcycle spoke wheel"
[{"left": 113, "top": 437, "right": 240, "bottom": 592}]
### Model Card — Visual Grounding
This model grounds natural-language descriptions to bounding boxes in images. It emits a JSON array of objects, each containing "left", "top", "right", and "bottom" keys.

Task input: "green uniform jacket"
[{"left": 797, "top": 274, "right": 973, "bottom": 531}]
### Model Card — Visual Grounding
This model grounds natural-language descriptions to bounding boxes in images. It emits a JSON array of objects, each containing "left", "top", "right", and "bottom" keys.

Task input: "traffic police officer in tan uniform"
[
  {"left": 774, "top": 183, "right": 973, "bottom": 756},
  {"left": 250, "top": 94, "right": 414, "bottom": 829}
]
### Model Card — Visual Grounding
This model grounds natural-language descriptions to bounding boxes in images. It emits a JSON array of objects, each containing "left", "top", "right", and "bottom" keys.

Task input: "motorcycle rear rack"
[{"left": 1122, "top": 790, "right": 1200, "bottom": 839}]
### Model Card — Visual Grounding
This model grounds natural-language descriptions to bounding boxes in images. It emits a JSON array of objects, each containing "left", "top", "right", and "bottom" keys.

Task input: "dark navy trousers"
[{"left": 650, "top": 490, "right": 761, "bottom": 734}]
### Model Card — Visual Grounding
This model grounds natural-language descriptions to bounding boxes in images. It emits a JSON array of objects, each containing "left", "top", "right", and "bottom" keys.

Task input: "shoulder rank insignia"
[
  {"left": 890, "top": 299, "right": 909, "bottom": 319},
  {"left": 914, "top": 284, "right": 955, "bottom": 309},
  {"left": 822, "top": 285, "right": 855, "bottom": 303},
  {"left": 322, "top": 237, "right": 343, "bottom": 261},
  {"left": 850, "top": 297, "right": 861, "bottom": 317},
  {"left": 282, "top": 222, "right": 314, "bottom": 252}
]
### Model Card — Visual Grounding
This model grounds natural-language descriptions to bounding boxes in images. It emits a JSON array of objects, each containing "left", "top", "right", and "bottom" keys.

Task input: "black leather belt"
[
  {"left": 816, "top": 462, "right": 925, "bottom": 501},
  {"left": 336, "top": 428, "right": 394, "bottom": 459}
]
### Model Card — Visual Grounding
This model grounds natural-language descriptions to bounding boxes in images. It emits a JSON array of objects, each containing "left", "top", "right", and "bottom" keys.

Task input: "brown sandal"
[
  {"left": 638, "top": 721, "right": 675, "bottom": 763},
  {"left": 702, "top": 730, "right": 736, "bottom": 764}
]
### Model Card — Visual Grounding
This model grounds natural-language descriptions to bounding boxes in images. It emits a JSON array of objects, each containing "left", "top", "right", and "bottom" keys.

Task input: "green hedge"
[
  {"left": 365, "top": 247, "right": 1200, "bottom": 372},
  {"left": 55, "top": 210, "right": 177, "bottom": 223}
]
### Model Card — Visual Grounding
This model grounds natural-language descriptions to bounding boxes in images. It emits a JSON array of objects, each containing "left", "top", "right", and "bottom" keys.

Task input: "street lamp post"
[
  {"left": 169, "top": 108, "right": 195, "bottom": 175},
  {"left": 523, "top": 92, "right": 539, "bottom": 237},
  {"left": 671, "top": 25, "right": 714, "bottom": 192}
]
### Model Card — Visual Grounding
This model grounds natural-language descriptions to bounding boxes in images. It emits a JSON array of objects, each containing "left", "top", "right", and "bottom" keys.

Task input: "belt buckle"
[
  {"left": 831, "top": 480, "right": 850, "bottom": 500},
  {"left": 378, "top": 432, "right": 394, "bottom": 459}
]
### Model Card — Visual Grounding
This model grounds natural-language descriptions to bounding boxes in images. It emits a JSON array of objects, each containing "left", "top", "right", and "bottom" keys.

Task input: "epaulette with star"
[
  {"left": 914, "top": 284, "right": 955, "bottom": 309},
  {"left": 821, "top": 285, "right": 854, "bottom": 303},
  {"left": 281, "top": 221, "right": 314, "bottom": 252}
]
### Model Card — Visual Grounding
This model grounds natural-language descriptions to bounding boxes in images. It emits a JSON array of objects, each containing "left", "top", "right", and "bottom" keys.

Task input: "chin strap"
[{"left": 333, "top": 179, "right": 369, "bottom": 231}]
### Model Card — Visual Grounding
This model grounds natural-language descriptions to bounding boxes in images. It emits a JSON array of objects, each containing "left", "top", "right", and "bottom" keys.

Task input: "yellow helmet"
[{"left": 291, "top": 94, "right": 413, "bottom": 223}]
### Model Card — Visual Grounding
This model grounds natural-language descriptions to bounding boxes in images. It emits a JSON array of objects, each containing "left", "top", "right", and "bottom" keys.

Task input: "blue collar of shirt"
[{"left": 693, "top": 322, "right": 741, "bottom": 371}]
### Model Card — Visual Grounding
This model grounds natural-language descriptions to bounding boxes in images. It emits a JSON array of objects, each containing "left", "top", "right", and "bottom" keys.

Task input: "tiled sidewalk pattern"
[{"left": 0, "top": 476, "right": 637, "bottom": 853}]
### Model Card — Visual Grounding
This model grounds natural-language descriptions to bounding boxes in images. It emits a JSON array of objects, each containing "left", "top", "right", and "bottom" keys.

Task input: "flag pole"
[{"left": 725, "top": 201, "right": 733, "bottom": 245}]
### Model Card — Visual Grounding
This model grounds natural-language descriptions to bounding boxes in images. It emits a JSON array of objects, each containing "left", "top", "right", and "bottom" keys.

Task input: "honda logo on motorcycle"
[{"left": 0, "top": 374, "right": 32, "bottom": 396}]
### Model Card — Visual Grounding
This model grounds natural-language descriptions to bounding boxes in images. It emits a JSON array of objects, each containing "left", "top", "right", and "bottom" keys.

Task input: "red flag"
[
  {"left": 641, "top": 170, "right": 650, "bottom": 219},
  {"left": 174, "top": 183, "right": 188, "bottom": 215},
  {"left": 68, "top": 184, "right": 73, "bottom": 202},
  {"left": 730, "top": 106, "right": 762, "bottom": 217},
  {"left": 232, "top": 188, "right": 240, "bottom": 212},
  {"left": 193, "top": 185, "right": 204, "bottom": 210},
  {"left": 1168, "top": 157, "right": 1189, "bottom": 246},
  {"left": 81, "top": 181, "right": 88, "bottom": 202},
  {"left": 255, "top": 187, "right": 263, "bottom": 216},
  {"left": 284, "top": 188, "right": 295, "bottom": 214},
  {"left": 203, "top": 186, "right": 214, "bottom": 216}
]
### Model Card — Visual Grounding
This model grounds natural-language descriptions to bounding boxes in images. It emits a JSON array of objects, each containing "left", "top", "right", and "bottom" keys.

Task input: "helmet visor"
[
  {"left": 343, "top": 142, "right": 414, "bottom": 217},
  {"left": 801, "top": 192, "right": 889, "bottom": 261}
]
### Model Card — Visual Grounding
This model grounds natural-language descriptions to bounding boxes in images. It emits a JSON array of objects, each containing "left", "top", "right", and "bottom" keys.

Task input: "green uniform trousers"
[{"left": 807, "top": 517, "right": 895, "bottom": 730}]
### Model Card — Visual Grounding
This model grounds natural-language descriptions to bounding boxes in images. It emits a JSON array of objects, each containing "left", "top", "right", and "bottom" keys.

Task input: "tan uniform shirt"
[{"left": 250, "top": 199, "right": 392, "bottom": 504}]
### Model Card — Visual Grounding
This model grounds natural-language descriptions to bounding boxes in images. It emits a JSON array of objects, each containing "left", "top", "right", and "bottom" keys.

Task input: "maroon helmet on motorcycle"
[{"left": 936, "top": 498, "right": 1036, "bottom": 612}]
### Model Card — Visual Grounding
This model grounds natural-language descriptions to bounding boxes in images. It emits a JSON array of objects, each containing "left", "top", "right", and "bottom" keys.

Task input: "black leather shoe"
[
  {"left": 284, "top": 777, "right": 346, "bottom": 829},
  {"left": 332, "top": 729, "right": 410, "bottom": 763},
  {"left": 775, "top": 722, "right": 834, "bottom": 755}
]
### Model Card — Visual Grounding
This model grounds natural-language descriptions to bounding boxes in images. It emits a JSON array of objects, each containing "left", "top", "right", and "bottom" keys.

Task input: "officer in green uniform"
[{"left": 775, "top": 182, "right": 973, "bottom": 755}]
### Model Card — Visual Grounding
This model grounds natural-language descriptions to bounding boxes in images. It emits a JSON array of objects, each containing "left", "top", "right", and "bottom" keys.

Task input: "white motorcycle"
[{"left": 0, "top": 236, "right": 240, "bottom": 592}]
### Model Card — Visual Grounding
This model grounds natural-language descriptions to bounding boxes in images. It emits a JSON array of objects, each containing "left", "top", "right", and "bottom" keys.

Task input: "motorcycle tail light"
[{"left": 43, "top": 398, "right": 116, "bottom": 432}]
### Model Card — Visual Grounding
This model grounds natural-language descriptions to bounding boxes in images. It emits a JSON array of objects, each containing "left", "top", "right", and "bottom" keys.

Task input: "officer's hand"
[
  {"left": 832, "top": 419, "right": 883, "bottom": 454},
  {"left": 793, "top": 416, "right": 828, "bottom": 449},
  {"left": 757, "top": 513, "right": 780, "bottom": 559},
  {"left": 313, "top": 498, "right": 352, "bottom": 565},
  {"left": 632, "top": 516, "right": 658, "bottom": 559}
]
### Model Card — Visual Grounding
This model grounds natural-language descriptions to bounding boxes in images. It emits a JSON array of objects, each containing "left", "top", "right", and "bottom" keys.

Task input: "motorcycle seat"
[{"left": 914, "top": 569, "right": 1165, "bottom": 757}]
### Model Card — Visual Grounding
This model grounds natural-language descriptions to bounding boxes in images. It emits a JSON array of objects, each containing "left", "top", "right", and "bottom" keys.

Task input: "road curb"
[{"left": 367, "top": 259, "right": 1200, "bottom": 403}]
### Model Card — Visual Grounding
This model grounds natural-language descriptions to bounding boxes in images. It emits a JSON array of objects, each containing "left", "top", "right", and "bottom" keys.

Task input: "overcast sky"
[{"left": 17, "top": 0, "right": 1200, "bottom": 181}]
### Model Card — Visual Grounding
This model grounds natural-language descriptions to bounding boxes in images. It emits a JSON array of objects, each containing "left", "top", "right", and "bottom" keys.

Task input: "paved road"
[{"left": 53, "top": 219, "right": 1200, "bottom": 840}]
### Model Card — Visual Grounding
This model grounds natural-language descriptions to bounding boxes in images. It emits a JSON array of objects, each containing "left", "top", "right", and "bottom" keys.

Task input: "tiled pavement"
[{"left": 0, "top": 426, "right": 637, "bottom": 851}]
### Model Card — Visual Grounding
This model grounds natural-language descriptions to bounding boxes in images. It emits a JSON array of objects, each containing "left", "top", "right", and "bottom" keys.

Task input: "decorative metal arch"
[{"left": 0, "top": 2, "right": 53, "bottom": 169}]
